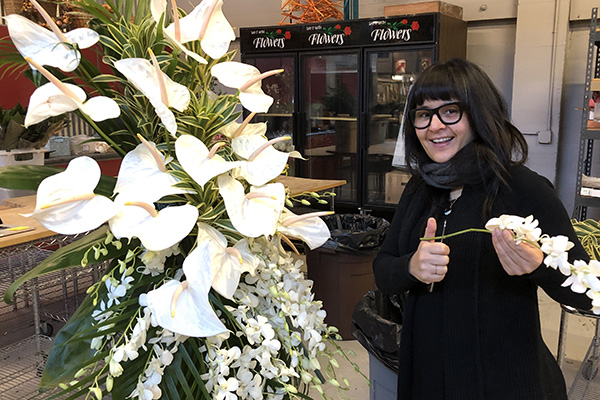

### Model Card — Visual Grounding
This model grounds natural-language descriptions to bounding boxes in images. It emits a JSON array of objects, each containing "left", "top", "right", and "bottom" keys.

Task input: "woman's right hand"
[{"left": 410, "top": 217, "right": 449, "bottom": 283}]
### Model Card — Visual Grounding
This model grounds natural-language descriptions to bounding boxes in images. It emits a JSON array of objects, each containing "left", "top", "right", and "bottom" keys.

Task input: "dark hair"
[{"left": 403, "top": 58, "right": 528, "bottom": 214}]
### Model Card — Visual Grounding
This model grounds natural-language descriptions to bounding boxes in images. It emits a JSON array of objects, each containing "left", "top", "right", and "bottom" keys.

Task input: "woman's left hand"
[{"left": 491, "top": 228, "right": 544, "bottom": 275}]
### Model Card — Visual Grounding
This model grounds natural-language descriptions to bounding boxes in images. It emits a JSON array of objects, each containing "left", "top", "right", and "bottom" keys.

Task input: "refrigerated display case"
[{"left": 240, "top": 12, "right": 466, "bottom": 215}]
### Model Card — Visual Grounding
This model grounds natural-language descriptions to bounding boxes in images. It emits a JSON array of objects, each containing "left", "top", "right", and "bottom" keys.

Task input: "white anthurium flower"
[
  {"left": 114, "top": 51, "right": 190, "bottom": 136},
  {"left": 231, "top": 135, "right": 291, "bottom": 186},
  {"left": 220, "top": 112, "right": 266, "bottom": 138},
  {"left": 151, "top": 0, "right": 167, "bottom": 23},
  {"left": 175, "top": 134, "right": 241, "bottom": 187},
  {"left": 277, "top": 209, "right": 332, "bottom": 250},
  {"left": 163, "top": 0, "right": 235, "bottom": 60},
  {"left": 145, "top": 242, "right": 228, "bottom": 337},
  {"left": 23, "top": 58, "right": 120, "bottom": 127},
  {"left": 540, "top": 235, "right": 575, "bottom": 276},
  {"left": 26, "top": 156, "right": 119, "bottom": 235},
  {"left": 196, "top": 222, "right": 259, "bottom": 298},
  {"left": 217, "top": 174, "right": 285, "bottom": 238},
  {"left": 114, "top": 135, "right": 191, "bottom": 199},
  {"left": 4, "top": 0, "right": 99, "bottom": 72},
  {"left": 109, "top": 193, "right": 198, "bottom": 252},
  {"left": 211, "top": 61, "right": 283, "bottom": 113}
]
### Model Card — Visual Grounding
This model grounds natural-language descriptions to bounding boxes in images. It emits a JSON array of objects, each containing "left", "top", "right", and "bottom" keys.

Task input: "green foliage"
[{"left": 572, "top": 218, "right": 600, "bottom": 261}]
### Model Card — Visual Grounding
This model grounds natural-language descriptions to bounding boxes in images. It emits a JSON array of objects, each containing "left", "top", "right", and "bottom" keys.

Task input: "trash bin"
[
  {"left": 305, "top": 214, "right": 389, "bottom": 340},
  {"left": 351, "top": 290, "right": 404, "bottom": 400}
]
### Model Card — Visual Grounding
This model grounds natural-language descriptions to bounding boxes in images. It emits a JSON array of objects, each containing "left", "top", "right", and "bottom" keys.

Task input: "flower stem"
[{"left": 420, "top": 228, "right": 490, "bottom": 241}]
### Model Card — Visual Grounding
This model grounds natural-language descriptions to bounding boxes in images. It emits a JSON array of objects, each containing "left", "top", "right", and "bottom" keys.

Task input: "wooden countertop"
[
  {"left": 276, "top": 175, "right": 346, "bottom": 196},
  {"left": 0, "top": 195, "right": 57, "bottom": 249}
]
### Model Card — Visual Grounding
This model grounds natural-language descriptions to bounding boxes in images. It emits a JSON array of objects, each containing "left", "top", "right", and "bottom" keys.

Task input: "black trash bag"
[
  {"left": 351, "top": 289, "right": 404, "bottom": 373},
  {"left": 321, "top": 214, "right": 390, "bottom": 252}
]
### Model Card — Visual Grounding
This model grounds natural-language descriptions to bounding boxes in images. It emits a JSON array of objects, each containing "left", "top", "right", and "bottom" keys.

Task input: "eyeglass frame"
[{"left": 408, "top": 101, "right": 464, "bottom": 129}]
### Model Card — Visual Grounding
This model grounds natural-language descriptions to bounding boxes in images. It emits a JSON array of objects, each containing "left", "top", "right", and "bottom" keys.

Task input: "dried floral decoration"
[{"left": 280, "top": 0, "right": 343, "bottom": 24}]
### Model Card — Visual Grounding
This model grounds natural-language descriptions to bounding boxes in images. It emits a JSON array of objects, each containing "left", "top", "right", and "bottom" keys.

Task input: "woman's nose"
[{"left": 428, "top": 114, "right": 445, "bottom": 130}]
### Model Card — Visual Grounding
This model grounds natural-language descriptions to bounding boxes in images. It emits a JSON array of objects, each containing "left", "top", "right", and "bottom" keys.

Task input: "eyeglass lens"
[{"left": 410, "top": 103, "right": 463, "bottom": 129}]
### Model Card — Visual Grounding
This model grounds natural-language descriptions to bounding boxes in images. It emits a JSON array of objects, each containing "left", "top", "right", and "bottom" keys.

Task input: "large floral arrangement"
[{"left": 0, "top": 1, "right": 361, "bottom": 399}]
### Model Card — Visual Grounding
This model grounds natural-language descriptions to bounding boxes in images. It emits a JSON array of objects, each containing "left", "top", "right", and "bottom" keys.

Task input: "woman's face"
[{"left": 413, "top": 99, "right": 475, "bottom": 163}]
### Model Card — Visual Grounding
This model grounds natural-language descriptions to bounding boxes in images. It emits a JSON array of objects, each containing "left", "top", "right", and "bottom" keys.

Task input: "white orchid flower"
[
  {"left": 26, "top": 156, "right": 119, "bottom": 235},
  {"left": 115, "top": 135, "right": 191, "bottom": 199},
  {"left": 586, "top": 290, "right": 600, "bottom": 315},
  {"left": 114, "top": 50, "right": 190, "bottom": 136},
  {"left": 4, "top": 0, "right": 99, "bottom": 72},
  {"left": 277, "top": 209, "right": 332, "bottom": 250},
  {"left": 540, "top": 235, "right": 575, "bottom": 275},
  {"left": 561, "top": 260, "right": 588, "bottom": 293},
  {"left": 217, "top": 174, "right": 285, "bottom": 238},
  {"left": 197, "top": 222, "right": 259, "bottom": 298},
  {"left": 485, "top": 214, "right": 524, "bottom": 232},
  {"left": 23, "top": 58, "right": 120, "bottom": 127},
  {"left": 145, "top": 243, "right": 227, "bottom": 337},
  {"left": 211, "top": 61, "right": 283, "bottom": 113},
  {"left": 231, "top": 135, "right": 291, "bottom": 186},
  {"left": 175, "top": 134, "right": 241, "bottom": 187},
  {"left": 163, "top": 0, "right": 235, "bottom": 61}
]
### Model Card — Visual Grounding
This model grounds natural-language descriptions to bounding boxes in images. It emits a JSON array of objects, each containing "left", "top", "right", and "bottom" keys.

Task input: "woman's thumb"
[{"left": 423, "top": 217, "right": 437, "bottom": 239}]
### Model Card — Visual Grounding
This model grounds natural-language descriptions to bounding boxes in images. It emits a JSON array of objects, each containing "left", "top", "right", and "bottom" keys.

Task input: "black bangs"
[{"left": 408, "top": 63, "right": 468, "bottom": 108}]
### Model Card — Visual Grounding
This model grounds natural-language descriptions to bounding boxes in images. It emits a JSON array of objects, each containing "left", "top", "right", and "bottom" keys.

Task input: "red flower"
[
  {"left": 401, "top": 19, "right": 408, "bottom": 24},
  {"left": 344, "top": 26, "right": 352, "bottom": 36},
  {"left": 285, "top": 31, "right": 291, "bottom": 39},
  {"left": 335, "top": 24, "right": 341, "bottom": 30},
  {"left": 277, "top": 29, "right": 282, "bottom": 34},
  {"left": 412, "top": 21, "right": 420, "bottom": 31}
]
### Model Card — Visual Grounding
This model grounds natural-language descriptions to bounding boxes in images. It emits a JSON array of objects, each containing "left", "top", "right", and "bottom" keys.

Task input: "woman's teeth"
[{"left": 432, "top": 137, "right": 452, "bottom": 143}]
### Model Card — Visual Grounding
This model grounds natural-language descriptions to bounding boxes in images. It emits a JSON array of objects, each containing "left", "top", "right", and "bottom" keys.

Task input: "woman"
[{"left": 372, "top": 58, "right": 592, "bottom": 400}]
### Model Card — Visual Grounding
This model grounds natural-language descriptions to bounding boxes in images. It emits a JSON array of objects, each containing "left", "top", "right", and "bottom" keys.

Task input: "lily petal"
[
  {"left": 145, "top": 243, "right": 227, "bottom": 337},
  {"left": 175, "top": 135, "right": 240, "bottom": 187}
]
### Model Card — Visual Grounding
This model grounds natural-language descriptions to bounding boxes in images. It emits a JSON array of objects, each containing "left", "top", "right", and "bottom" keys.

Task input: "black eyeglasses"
[{"left": 408, "top": 102, "right": 464, "bottom": 129}]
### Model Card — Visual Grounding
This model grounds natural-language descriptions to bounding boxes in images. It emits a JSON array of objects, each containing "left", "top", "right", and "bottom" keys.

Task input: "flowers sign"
[{"left": 0, "top": 0, "right": 360, "bottom": 399}]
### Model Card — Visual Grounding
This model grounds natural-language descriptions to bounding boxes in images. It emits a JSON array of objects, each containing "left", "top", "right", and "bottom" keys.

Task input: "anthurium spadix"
[
  {"left": 4, "top": 0, "right": 99, "bottom": 72},
  {"left": 109, "top": 192, "right": 199, "bottom": 252},
  {"left": 163, "top": 0, "right": 235, "bottom": 60},
  {"left": 24, "top": 58, "right": 120, "bottom": 127},
  {"left": 220, "top": 112, "right": 267, "bottom": 138},
  {"left": 175, "top": 134, "right": 241, "bottom": 187},
  {"left": 217, "top": 174, "right": 285, "bottom": 238},
  {"left": 145, "top": 242, "right": 227, "bottom": 337},
  {"left": 196, "top": 222, "right": 259, "bottom": 299},
  {"left": 115, "top": 135, "right": 191, "bottom": 200},
  {"left": 278, "top": 209, "right": 333, "bottom": 250},
  {"left": 114, "top": 52, "right": 190, "bottom": 136},
  {"left": 231, "top": 135, "right": 291, "bottom": 186},
  {"left": 26, "top": 156, "right": 119, "bottom": 235},
  {"left": 211, "top": 62, "right": 283, "bottom": 113}
]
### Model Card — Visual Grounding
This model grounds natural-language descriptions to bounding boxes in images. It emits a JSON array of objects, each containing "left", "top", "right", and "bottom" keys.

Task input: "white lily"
[
  {"left": 4, "top": 0, "right": 99, "bottom": 72},
  {"left": 163, "top": 0, "right": 235, "bottom": 60},
  {"left": 115, "top": 135, "right": 190, "bottom": 200},
  {"left": 197, "top": 222, "right": 258, "bottom": 298},
  {"left": 278, "top": 209, "right": 332, "bottom": 250},
  {"left": 109, "top": 194, "right": 198, "bottom": 252},
  {"left": 23, "top": 58, "right": 120, "bottom": 127},
  {"left": 145, "top": 243, "right": 227, "bottom": 337},
  {"left": 211, "top": 61, "right": 283, "bottom": 113},
  {"left": 26, "top": 156, "right": 119, "bottom": 235},
  {"left": 114, "top": 51, "right": 190, "bottom": 136},
  {"left": 231, "top": 135, "right": 291, "bottom": 186},
  {"left": 175, "top": 134, "right": 240, "bottom": 187},
  {"left": 217, "top": 174, "right": 285, "bottom": 238}
]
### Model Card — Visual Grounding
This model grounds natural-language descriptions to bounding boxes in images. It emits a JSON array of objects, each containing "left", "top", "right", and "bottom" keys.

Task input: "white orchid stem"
[
  {"left": 124, "top": 201, "right": 159, "bottom": 217},
  {"left": 280, "top": 234, "right": 300, "bottom": 255},
  {"left": 24, "top": 57, "right": 82, "bottom": 103},
  {"left": 281, "top": 211, "right": 334, "bottom": 227},
  {"left": 247, "top": 136, "right": 291, "bottom": 161},
  {"left": 170, "top": 281, "right": 189, "bottom": 317},
  {"left": 245, "top": 192, "right": 277, "bottom": 201},
  {"left": 170, "top": 0, "right": 181, "bottom": 42},
  {"left": 197, "top": 0, "right": 220, "bottom": 41},
  {"left": 30, "top": 0, "right": 70, "bottom": 44},
  {"left": 148, "top": 48, "right": 169, "bottom": 107},
  {"left": 232, "top": 112, "right": 256, "bottom": 138},
  {"left": 239, "top": 69, "right": 284, "bottom": 92},
  {"left": 40, "top": 193, "right": 95, "bottom": 210},
  {"left": 225, "top": 247, "right": 243, "bottom": 264},
  {"left": 136, "top": 134, "right": 167, "bottom": 172},
  {"left": 207, "top": 142, "right": 224, "bottom": 159}
]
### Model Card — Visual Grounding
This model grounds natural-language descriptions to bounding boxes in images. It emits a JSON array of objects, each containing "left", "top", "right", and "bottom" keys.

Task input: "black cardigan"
[{"left": 373, "top": 165, "right": 593, "bottom": 400}]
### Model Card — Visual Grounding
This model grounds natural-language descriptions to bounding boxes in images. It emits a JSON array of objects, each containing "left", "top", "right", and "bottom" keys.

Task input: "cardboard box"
[
  {"left": 384, "top": 1, "right": 463, "bottom": 19},
  {"left": 385, "top": 170, "right": 411, "bottom": 204}
]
